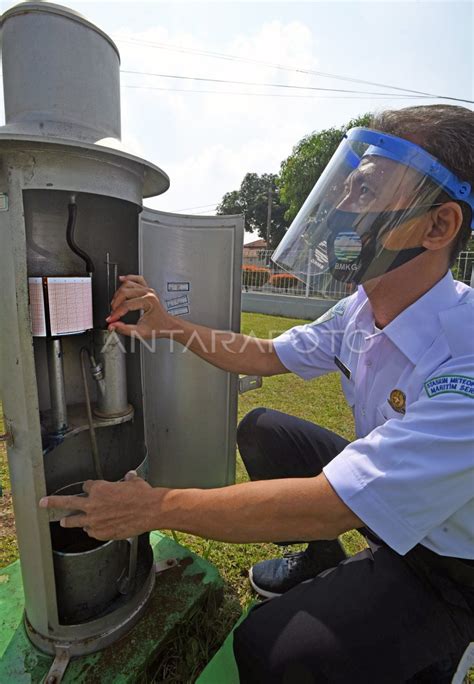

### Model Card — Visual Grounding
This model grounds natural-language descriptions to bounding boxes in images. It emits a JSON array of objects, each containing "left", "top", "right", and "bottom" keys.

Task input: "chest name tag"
[
  {"left": 424, "top": 375, "right": 474, "bottom": 399},
  {"left": 334, "top": 355, "right": 351, "bottom": 380}
]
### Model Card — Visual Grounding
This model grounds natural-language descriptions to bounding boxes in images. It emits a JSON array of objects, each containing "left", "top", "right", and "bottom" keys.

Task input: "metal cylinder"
[
  {"left": 46, "top": 338, "right": 68, "bottom": 433},
  {"left": 0, "top": 2, "right": 121, "bottom": 143},
  {"left": 50, "top": 502, "right": 130, "bottom": 623},
  {"left": 93, "top": 330, "right": 131, "bottom": 418}
]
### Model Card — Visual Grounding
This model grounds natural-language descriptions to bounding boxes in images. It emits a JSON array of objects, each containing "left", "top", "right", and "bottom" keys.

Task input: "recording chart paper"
[{"left": 28, "top": 277, "right": 93, "bottom": 336}]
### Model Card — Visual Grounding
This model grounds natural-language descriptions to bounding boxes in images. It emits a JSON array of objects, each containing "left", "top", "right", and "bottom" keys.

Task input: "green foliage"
[
  {"left": 217, "top": 172, "right": 290, "bottom": 248},
  {"left": 279, "top": 113, "right": 373, "bottom": 222},
  {"left": 217, "top": 114, "right": 374, "bottom": 249}
]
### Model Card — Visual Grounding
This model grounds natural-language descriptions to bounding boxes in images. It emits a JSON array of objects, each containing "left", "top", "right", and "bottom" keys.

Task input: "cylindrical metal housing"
[
  {"left": 93, "top": 330, "right": 131, "bottom": 418},
  {"left": 0, "top": 1, "right": 166, "bottom": 659},
  {"left": 0, "top": 2, "right": 121, "bottom": 143},
  {"left": 46, "top": 338, "right": 68, "bottom": 433},
  {"left": 50, "top": 514, "right": 130, "bottom": 624}
]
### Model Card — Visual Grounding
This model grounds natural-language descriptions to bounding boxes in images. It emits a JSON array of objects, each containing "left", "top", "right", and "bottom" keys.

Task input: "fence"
[
  {"left": 453, "top": 250, "right": 474, "bottom": 286},
  {"left": 242, "top": 248, "right": 474, "bottom": 300},
  {"left": 242, "top": 249, "right": 352, "bottom": 300}
]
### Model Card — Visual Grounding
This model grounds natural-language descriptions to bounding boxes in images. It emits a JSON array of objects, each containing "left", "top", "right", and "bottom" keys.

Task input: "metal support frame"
[{"left": 44, "top": 645, "right": 71, "bottom": 684}]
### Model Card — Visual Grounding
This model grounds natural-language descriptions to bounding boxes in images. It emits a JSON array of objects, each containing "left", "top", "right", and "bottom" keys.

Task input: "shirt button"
[
  {"left": 361, "top": 407, "right": 366, "bottom": 416},
  {"left": 365, "top": 359, "right": 372, "bottom": 366}
]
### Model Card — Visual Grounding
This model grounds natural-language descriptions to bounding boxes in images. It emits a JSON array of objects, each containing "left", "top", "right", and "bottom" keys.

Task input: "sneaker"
[{"left": 249, "top": 541, "right": 347, "bottom": 599}]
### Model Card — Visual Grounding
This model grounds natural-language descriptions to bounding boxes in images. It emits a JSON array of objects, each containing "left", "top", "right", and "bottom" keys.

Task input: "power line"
[
  {"left": 172, "top": 202, "right": 220, "bottom": 211},
  {"left": 121, "top": 84, "right": 430, "bottom": 100},
  {"left": 170, "top": 207, "right": 220, "bottom": 215},
  {"left": 116, "top": 36, "right": 473, "bottom": 104},
  {"left": 115, "top": 37, "right": 433, "bottom": 96},
  {"left": 121, "top": 70, "right": 443, "bottom": 99}
]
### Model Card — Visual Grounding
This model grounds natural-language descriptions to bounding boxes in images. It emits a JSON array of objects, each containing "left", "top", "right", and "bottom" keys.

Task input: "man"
[{"left": 41, "top": 105, "right": 474, "bottom": 683}]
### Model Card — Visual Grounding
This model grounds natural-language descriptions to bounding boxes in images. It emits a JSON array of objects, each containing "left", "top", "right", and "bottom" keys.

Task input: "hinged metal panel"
[{"left": 139, "top": 209, "right": 243, "bottom": 489}]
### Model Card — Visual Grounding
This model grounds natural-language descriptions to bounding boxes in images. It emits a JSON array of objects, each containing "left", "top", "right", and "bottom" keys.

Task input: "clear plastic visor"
[{"left": 272, "top": 135, "right": 447, "bottom": 284}]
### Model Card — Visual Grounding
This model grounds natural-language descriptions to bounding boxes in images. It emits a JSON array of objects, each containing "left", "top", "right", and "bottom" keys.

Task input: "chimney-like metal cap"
[{"left": 0, "top": 2, "right": 169, "bottom": 198}]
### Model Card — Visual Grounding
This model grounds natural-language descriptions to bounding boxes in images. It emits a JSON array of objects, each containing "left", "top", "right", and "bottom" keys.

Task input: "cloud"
[
  {"left": 145, "top": 133, "right": 297, "bottom": 212},
  {"left": 116, "top": 19, "right": 323, "bottom": 212}
]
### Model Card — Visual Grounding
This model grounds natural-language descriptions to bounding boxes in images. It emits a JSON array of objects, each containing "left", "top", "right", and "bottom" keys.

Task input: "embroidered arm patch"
[
  {"left": 312, "top": 298, "right": 348, "bottom": 326},
  {"left": 424, "top": 375, "right": 474, "bottom": 399}
]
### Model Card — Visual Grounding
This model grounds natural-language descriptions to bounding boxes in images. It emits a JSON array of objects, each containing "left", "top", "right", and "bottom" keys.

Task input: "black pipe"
[{"left": 66, "top": 201, "right": 95, "bottom": 274}]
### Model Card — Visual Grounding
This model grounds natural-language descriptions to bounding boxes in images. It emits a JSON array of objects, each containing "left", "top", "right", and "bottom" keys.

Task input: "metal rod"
[
  {"left": 80, "top": 348, "right": 104, "bottom": 480},
  {"left": 106, "top": 252, "right": 111, "bottom": 305},
  {"left": 305, "top": 250, "right": 312, "bottom": 298},
  {"left": 46, "top": 338, "right": 68, "bottom": 433},
  {"left": 105, "top": 252, "right": 118, "bottom": 307}
]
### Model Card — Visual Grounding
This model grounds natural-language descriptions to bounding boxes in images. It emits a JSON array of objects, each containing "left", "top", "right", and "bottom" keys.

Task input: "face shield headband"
[{"left": 272, "top": 127, "right": 474, "bottom": 286}]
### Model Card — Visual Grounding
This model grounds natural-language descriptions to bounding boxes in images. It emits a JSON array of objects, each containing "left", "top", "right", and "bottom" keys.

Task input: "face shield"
[{"left": 272, "top": 127, "right": 474, "bottom": 285}]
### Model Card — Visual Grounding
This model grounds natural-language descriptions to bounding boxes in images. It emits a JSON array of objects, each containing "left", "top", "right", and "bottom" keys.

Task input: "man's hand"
[
  {"left": 39, "top": 471, "right": 165, "bottom": 541},
  {"left": 106, "top": 274, "right": 172, "bottom": 339},
  {"left": 106, "top": 275, "right": 287, "bottom": 377},
  {"left": 39, "top": 472, "right": 362, "bottom": 545}
]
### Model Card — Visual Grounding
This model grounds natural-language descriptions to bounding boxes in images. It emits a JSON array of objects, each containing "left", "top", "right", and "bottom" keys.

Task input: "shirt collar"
[{"left": 362, "top": 271, "right": 460, "bottom": 364}]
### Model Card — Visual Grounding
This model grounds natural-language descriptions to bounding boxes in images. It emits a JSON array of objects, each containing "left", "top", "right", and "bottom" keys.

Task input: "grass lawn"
[{"left": 1, "top": 312, "right": 470, "bottom": 682}]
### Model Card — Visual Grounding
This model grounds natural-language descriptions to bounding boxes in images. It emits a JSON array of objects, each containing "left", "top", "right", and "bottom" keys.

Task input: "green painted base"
[{"left": 0, "top": 532, "right": 223, "bottom": 683}]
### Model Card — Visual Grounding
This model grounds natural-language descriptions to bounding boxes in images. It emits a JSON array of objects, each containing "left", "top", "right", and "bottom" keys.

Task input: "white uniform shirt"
[{"left": 273, "top": 271, "right": 474, "bottom": 559}]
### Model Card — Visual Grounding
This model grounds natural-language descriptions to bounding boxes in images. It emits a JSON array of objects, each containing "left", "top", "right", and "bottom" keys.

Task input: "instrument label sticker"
[{"left": 167, "top": 282, "right": 190, "bottom": 292}]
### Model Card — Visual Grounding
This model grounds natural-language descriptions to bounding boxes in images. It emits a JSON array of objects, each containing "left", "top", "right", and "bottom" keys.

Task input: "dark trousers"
[{"left": 233, "top": 408, "right": 474, "bottom": 684}]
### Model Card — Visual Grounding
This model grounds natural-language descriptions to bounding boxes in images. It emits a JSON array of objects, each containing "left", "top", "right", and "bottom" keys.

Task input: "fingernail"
[
  {"left": 119, "top": 275, "right": 125, "bottom": 280},
  {"left": 106, "top": 316, "right": 111, "bottom": 322},
  {"left": 60, "top": 518, "right": 66, "bottom": 527},
  {"left": 39, "top": 497, "right": 48, "bottom": 508}
]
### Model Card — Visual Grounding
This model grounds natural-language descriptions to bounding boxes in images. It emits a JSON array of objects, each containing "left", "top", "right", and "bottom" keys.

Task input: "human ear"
[{"left": 422, "top": 202, "right": 463, "bottom": 251}]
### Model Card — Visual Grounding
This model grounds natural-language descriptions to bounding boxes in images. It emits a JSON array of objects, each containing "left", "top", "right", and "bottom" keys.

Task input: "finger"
[
  {"left": 119, "top": 274, "right": 148, "bottom": 287},
  {"left": 39, "top": 495, "right": 89, "bottom": 511},
  {"left": 82, "top": 480, "right": 97, "bottom": 494},
  {"left": 110, "top": 285, "right": 148, "bottom": 312},
  {"left": 107, "top": 322, "right": 139, "bottom": 337},
  {"left": 124, "top": 470, "right": 138, "bottom": 481},
  {"left": 89, "top": 529, "right": 114, "bottom": 541},
  {"left": 110, "top": 283, "right": 137, "bottom": 309},
  {"left": 111, "top": 284, "right": 149, "bottom": 310},
  {"left": 106, "top": 296, "right": 151, "bottom": 323},
  {"left": 60, "top": 514, "right": 88, "bottom": 528}
]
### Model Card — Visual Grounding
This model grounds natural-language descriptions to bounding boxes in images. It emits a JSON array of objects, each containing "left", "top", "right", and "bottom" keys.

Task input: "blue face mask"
[{"left": 326, "top": 207, "right": 430, "bottom": 284}]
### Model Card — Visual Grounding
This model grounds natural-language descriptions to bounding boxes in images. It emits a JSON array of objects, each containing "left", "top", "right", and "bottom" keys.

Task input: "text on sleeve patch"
[{"left": 424, "top": 375, "right": 474, "bottom": 399}]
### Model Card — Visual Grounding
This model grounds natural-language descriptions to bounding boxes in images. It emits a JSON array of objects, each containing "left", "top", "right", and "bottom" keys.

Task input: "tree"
[
  {"left": 279, "top": 114, "right": 372, "bottom": 222},
  {"left": 217, "top": 172, "right": 289, "bottom": 248}
]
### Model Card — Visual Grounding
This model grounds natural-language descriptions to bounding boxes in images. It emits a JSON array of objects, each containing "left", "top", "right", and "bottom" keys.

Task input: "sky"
[{"left": 0, "top": 0, "right": 472, "bottom": 242}]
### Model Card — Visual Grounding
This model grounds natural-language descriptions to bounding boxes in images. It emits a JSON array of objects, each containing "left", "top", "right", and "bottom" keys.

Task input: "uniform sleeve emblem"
[
  {"left": 312, "top": 298, "right": 348, "bottom": 326},
  {"left": 424, "top": 375, "right": 474, "bottom": 399}
]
